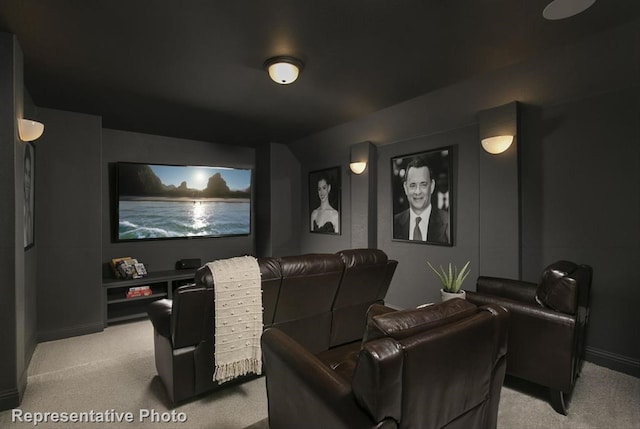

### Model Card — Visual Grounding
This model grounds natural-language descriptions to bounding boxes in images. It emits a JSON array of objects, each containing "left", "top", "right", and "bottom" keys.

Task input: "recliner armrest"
[
  {"left": 261, "top": 328, "right": 382, "bottom": 429},
  {"left": 352, "top": 337, "right": 403, "bottom": 423},
  {"left": 366, "top": 303, "right": 397, "bottom": 319},
  {"left": 474, "top": 276, "right": 538, "bottom": 304},
  {"left": 171, "top": 286, "right": 213, "bottom": 349},
  {"left": 471, "top": 293, "right": 575, "bottom": 325},
  {"left": 467, "top": 290, "right": 577, "bottom": 392},
  {"left": 147, "top": 299, "right": 172, "bottom": 339}
]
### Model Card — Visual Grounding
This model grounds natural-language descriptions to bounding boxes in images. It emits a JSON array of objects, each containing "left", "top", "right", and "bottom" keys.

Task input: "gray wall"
[
  {"left": 520, "top": 89, "right": 640, "bottom": 373},
  {"left": 378, "top": 128, "right": 481, "bottom": 307},
  {"left": 289, "top": 123, "right": 483, "bottom": 307},
  {"left": 101, "top": 129, "right": 256, "bottom": 271},
  {"left": 0, "top": 32, "right": 37, "bottom": 410},
  {"left": 350, "top": 141, "right": 377, "bottom": 249},
  {"left": 0, "top": 33, "right": 39, "bottom": 409},
  {"left": 297, "top": 150, "right": 354, "bottom": 255},
  {"left": 22, "top": 89, "right": 38, "bottom": 382},
  {"left": 269, "top": 142, "right": 302, "bottom": 257},
  {"left": 28, "top": 113, "right": 257, "bottom": 344},
  {"left": 477, "top": 102, "right": 520, "bottom": 279},
  {"left": 286, "top": 20, "right": 640, "bottom": 375},
  {"left": 0, "top": 30, "right": 20, "bottom": 411},
  {"left": 36, "top": 107, "right": 103, "bottom": 341},
  {"left": 255, "top": 142, "right": 271, "bottom": 257}
]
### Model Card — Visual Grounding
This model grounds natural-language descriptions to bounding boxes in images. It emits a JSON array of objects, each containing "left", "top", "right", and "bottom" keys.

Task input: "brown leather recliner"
[
  {"left": 268, "top": 253, "right": 344, "bottom": 353},
  {"left": 147, "top": 257, "right": 282, "bottom": 404},
  {"left": 465, "top": 260, "right": 592, "bottom": 415},
  {"left": 147, "top": 249, "right": 398, "bottom": 404},
  {"left": 330, "top": 249, "right": 398, "bottom": 348},
  {"left": 261, "top": 299, "right": 509, "bottom": 429}
]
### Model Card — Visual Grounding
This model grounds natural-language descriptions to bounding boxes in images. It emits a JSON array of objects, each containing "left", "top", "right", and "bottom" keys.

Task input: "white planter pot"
[{"left": 440, "top": 289, "right": 466, "bottom": 302}]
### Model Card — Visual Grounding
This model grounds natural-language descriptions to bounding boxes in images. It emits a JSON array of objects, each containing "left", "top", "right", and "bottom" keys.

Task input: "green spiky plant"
[{"left": 427, "top": 261, "right": 471, "bottom": 293}]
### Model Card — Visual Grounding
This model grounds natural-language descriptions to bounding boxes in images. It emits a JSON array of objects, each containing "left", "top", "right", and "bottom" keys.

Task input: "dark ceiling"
[{"left": 1, "top": 1, "right": 638, "bottom": 147}]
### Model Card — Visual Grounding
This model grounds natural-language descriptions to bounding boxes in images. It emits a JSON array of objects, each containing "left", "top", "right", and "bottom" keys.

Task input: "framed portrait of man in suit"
[{"left": 391, "top": 147, "right": 452, "bottom": 246}]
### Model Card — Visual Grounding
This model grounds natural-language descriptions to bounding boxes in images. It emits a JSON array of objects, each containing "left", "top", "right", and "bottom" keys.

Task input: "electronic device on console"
[{"left": 176, "top": 258, "right": 202, "bottom": 270}]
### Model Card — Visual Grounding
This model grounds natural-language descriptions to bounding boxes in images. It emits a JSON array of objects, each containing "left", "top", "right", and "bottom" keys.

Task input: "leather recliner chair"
[
  {"left": 261, "top": 299, "right": 509, "bottom": 429},
  {"left": 146, "top": 257, "right": 282, "bottom": 404},
  {"left": 330, "top": 249, "right": 398, "bottom": 348},
  {"left": 268, "top": 253, "right": 345, "bottom": 353},
  {"left": 465, "top": 260, "right": 592, "bottom": 415},
  {"left": 147, "top": 249, "right": 398, "bottom": 404}
]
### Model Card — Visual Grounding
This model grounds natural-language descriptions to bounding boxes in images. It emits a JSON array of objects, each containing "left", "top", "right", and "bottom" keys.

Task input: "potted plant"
[{"left": 427, "top": 261, "right": 471, "bottom": 302}]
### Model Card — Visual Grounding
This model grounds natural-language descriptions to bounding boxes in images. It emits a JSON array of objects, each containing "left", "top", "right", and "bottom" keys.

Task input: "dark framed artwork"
[
  {"left": 24, "top": 141, "right": 35, "bottom": 249},
  {"left": 309, "top": 166, "right": 341, "bottom": 234},
  {"left": 391, "top": 147, "right": 452, "bottom": 246}
]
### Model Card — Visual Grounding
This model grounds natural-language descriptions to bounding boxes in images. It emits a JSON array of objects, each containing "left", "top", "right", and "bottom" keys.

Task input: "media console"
[{"left": 102, "top": 269, "right": 196, "bottom": 326}]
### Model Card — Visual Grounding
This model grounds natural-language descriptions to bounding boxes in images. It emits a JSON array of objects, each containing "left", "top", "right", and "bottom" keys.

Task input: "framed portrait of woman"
[
  {"left": 391, "top": 147, "right": 452, "bottom": 246},
  {"left": 309, "top": 166, "right": 341, "bottom": 235}
]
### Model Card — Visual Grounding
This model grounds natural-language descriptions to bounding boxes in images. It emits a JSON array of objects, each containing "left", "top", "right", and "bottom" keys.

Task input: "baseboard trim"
[
  {"left": 37, "top": 322, "right": 104, "bottom": 343},
  {"left": 585, "top": 346, "right": 640, "bottom": 378},
  {"left": 0, "top": 388, "right": 20, "bottom": 412}
]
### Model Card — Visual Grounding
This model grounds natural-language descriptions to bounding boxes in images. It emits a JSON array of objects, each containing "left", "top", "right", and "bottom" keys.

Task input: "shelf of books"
[
  {"left": 102, "top": 262, "right": 197, "bottom": 326},
  {"left": 107, "top": 287, "right": 168, "bottom": 305}
]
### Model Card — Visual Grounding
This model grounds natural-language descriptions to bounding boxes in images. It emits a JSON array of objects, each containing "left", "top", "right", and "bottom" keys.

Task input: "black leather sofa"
[{"left": 147, "top": 248, "right": 398, "bottom": 404}]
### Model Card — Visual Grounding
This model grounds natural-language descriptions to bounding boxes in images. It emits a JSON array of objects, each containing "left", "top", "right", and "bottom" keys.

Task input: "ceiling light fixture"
[
  {"left": 481, "top": 135, "right": 514, "bottom": 155},
  {"left": 264, "top": 56, "right": 303, "bottom": 85},
  {"left": 543, "top": 0, "right": 596, "bottom": 20},
  {"left": 18, "top": 118, "right": 45, "bottom": 142}
]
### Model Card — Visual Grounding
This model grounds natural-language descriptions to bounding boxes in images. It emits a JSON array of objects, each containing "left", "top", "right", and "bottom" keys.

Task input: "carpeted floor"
[{"left": 1, "top": 319, "right": 638, "bottom": 429}]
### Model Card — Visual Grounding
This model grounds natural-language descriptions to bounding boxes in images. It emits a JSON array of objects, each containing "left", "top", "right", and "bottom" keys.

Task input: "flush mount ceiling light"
[
  {"left": 264, "top": 56, "right": 303, "bottom": 85},
  {"left": 481, "top": 135, "right": 514, "bottom": 155},
  {"left": 543, "top": 0, "right": 596, "bottom": 20},
  {"left": 18, "top": 118, "right": 45, "bottom": 142}
]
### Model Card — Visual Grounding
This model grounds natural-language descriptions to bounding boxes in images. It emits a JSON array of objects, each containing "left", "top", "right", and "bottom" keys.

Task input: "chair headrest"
[
  {"left": 363, "top": 298, "right": 477, "bottom": 343},
  {"left": 278, "top": 254, "right": 343, "bottom": 277},
  {"left": 536, "top": 260, "right": 580, "bottom": 314},
  {"left": 258, "top": 257, "right": 282, "bottom": 280},
  {"left": 336, "top": 249, "right": 388, "bottom": 268},
  {"left": 194, "top": 265, "right": 214, "bottom": 288}
]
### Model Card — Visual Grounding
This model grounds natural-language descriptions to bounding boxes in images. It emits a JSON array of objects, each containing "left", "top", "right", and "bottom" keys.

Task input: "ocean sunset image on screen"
[{"left": 116, "top": 162, "right": 252, "bottom": 241}]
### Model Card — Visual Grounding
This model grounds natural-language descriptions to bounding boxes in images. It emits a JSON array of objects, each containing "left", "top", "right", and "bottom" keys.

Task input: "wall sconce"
[
  {"left": 481, "top": 135, "right": 513, "bottom": 155},
  {"left": 349, "top": 162, "right": 367, "bottom": 175},
  {"left": 264, "top": 56, "right": 303, "bottom": 85},
  {"left": 18, "top": 118, "right": 45, "bottom": 142}
]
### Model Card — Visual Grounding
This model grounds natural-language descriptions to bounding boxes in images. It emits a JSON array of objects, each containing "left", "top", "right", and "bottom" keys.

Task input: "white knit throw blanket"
[{"left": 207, "top": 256, "right": 263, "bottom": 384}]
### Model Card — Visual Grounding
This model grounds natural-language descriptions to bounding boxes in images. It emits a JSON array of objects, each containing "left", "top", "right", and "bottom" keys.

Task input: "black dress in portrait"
[{"left": 313, "top": 220, "right": 335, "bottom": 233}]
